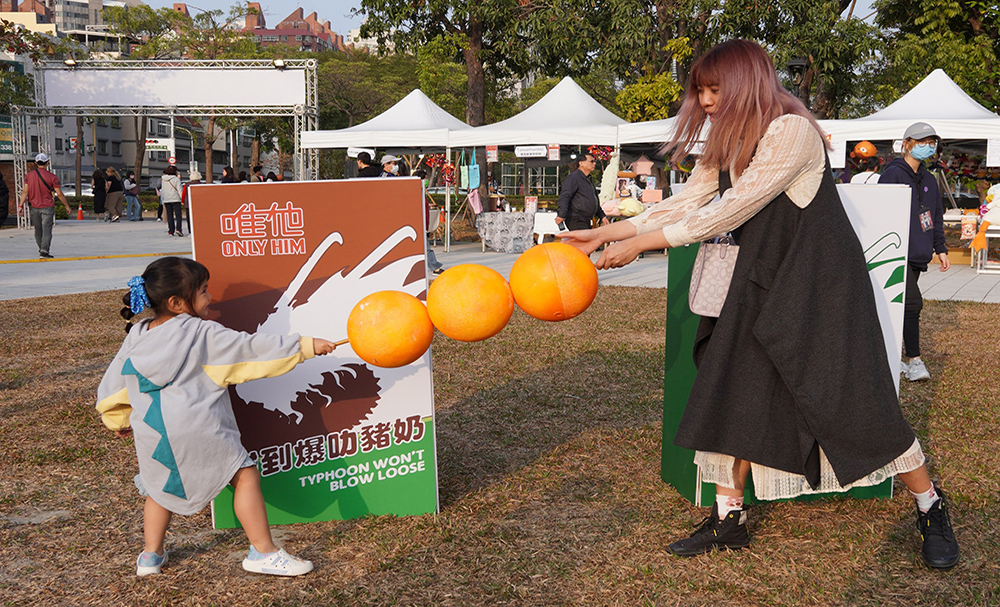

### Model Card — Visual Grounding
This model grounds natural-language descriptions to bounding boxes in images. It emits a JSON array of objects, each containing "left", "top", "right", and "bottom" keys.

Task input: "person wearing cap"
[
  {"left": 380, "top": 154, "right": 401, "bottom": 177},
  {"left": 849, "top": 140, "right": 881, "bottom": 184},
  {"left": 878, "top": 122, "right": 949, "bottom": 382},
  {"left": 18, "top": 153, "right": 71, "bottom": 258}
]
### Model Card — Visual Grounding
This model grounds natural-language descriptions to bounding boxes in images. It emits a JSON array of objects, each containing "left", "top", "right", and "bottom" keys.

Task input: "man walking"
[
  {"left": 18, "top": 153, "right": 71, "bottom": 258},
  {"left": 555, "top": 153, "right": 608, "bottom": 231}
]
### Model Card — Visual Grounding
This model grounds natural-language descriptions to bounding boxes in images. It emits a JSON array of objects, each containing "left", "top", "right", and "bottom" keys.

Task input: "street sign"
[
  {"left": 145, "top": 138, "right": 175, "bottom": 153},
  {"left": 168, "top": 156, "right": 177, "bottom": 165}
]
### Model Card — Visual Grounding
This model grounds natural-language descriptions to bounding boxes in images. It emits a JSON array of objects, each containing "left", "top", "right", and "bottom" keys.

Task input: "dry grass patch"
[{"left": 1, "top": 288, "right": 998, "bottom": 606}]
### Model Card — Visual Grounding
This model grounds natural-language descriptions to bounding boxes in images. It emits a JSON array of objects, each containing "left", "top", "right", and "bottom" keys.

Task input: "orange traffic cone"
[{"left": 76, "top": 205, "right": 84, "bottom": 220}]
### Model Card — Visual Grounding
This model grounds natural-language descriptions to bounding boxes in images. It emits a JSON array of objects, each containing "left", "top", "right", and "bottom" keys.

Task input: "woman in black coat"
[{"left": 561, "top": 39, "right": 958, "bottom": 570}]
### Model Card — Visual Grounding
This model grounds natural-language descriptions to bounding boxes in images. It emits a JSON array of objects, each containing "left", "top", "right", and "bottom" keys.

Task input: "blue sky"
[{"left": 146, "top": 1, "right": 363, "bottom": 35}]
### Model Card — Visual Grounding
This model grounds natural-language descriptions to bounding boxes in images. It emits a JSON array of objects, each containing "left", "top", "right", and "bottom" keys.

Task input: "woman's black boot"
[{"left": 668, "top": 503, "right": 750, "bottom": 556}]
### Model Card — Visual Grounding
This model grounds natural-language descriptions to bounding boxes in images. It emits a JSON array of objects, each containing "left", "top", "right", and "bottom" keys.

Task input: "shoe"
[
  {"left": 916, "top": 486, "right": 960, "bottom": 569},
  {"left": 157, "top": 218, "right": 162, "bottom": 222},
  {"left": 112, "top": 215, "right": 120, "bottom": 222},
  {"left": 136, "top": 550, "right": 168, "bottom": 576},
  {"left": 900, "top": 359, "right": 909, "bottom": 375},
  {"left": 175, "top": 232, "right": 184, "bottom": 237},
  {"left": 433, "top": 267, "right": 445, "bottom": 275},
  {"left": 242, "top": 547, "right": 313, "bottom": 576},
  {"left": 905, "top": 358, "right": 931, "bottom": 382},
  {"left": 166, "top": 231, "right": 174, "bottom": 236},
  {"left": 668, "top": 503, "right": 750, "bottom": 556},
  {"left": 39, "top": 252, "right": 54, "bottom": 259}
]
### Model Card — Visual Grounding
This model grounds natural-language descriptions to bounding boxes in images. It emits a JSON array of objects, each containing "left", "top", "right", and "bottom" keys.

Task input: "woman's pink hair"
[{"left": 668, "top": 39, "right": 829, "bottom": 177}]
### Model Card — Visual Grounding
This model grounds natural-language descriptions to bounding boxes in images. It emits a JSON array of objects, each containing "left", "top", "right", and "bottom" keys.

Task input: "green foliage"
[
  {"left": 101, "top": 5, "right": 188, "bottom": 58},
  {"left": 616, "top": 72, "right": 684, "bottom": 122},
  {"left": 416, "top": 34, "right": 468, "bottom": 120},
  {"left": 316, "top": 48, "right": 419, "bottom": 129}
]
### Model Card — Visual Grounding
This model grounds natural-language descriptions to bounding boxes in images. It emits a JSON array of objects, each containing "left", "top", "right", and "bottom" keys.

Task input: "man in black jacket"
[
  {"left": 356, "top": 151, "right": 382, "bottom": 178},
  {"left": 555, "top": 153, "right": 608, "bottom": 231},
  {"left": 878, "top": 122, "right": 949, "bottom": 382}
]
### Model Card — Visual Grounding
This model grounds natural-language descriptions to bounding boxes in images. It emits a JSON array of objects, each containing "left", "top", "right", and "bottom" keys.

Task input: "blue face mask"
[{"left": 910, "top": 143, "right": 936, "bottom": 161}]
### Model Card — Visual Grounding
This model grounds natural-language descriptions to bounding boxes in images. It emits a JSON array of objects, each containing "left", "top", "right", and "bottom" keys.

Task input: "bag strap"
[
  {"left": 471, "top": 149, "right": 476, "bottom": 163},
  {"left": 34, "top": 168, "right": 55, "bottom": 195}
]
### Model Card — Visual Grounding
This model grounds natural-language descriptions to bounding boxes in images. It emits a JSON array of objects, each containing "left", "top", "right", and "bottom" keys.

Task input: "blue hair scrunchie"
[{"left": 127, "top": 276, "right": 152, "bottom": 315}]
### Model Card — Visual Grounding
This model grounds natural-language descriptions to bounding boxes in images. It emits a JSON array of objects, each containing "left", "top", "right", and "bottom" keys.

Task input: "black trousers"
[
  {"left": 164, "top": 202, "right": 184, "bottom": 234},
  {"left": 903, "top": 263, "right": 924, "bottom": 358}
]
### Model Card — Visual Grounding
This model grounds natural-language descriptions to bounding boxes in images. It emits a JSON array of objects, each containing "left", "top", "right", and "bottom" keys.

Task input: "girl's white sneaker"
[
  {"left": 242, "top": 547, "right": 313, "bottom": 577},
  {"left": 136, "top": 550, "right": 168, "bottom": 576}
]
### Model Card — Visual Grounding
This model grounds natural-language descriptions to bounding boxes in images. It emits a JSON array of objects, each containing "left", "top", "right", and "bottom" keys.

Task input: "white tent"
[
  {"left": 301, "top": 89, "right": 471, "bottom": 149},
  {"left": 617, "top": 116, "right": 677, "bottom": 145},
  {"left": 818, "top": 69, "right": 1000, "bottom": 141},
  {"left": 448, "top": 77, "right": 626, "bottom": 147}
]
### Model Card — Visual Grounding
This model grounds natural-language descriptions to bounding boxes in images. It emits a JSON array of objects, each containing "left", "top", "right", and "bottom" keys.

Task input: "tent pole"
[{"left": 445, "top": 147, "right": 451, "bottom": 252}]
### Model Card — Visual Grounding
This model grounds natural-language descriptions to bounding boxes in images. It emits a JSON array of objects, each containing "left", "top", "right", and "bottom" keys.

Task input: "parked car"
[{"left": 60, "top": 183, "right": 93, "bottom": 197}]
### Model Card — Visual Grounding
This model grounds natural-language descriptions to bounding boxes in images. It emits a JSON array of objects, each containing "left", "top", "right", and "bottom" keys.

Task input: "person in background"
[
  {"left": 238, "top": 170, "right": 249, "bottom": 183},
  {"left": 878, "top": 122, "right": 950, "bottom": 382},
  {"left": 380, "top": 154, "right": 402, "bottom": 177},
  {"left": 221, "top": 166, "right": 236, "bottom": 184},
  {"left": 850, "top": 141, "right": 882, "bottom": 184},
  {"left": 413, "top": 169, "right": 445, "bottom": 275},
  {"left": 91, "top": 168, "right": 107, "bottom": 222},
  {"left": 123, "top": 170, "right": 142, "bottom": 222},
  {"left": 356, "top": 151, "right": 381, "bottom": 178},
  {"left": 18, "top": 153, "right": 71, "bottom": 258},
  {"left": 0, "top": 170, "right": 8, "bottom": 228},
  {"left": 556, "top": 153, "right": 609, "bottom": 230},
  {"left": 160, "top": 165, "right": 184, "bottom": 237},
  {"left": 251, "top": 165, "right": 264, "bottom": 182},
  {"left": 105, "top": 166, "right": 125, "bottom": 223}
]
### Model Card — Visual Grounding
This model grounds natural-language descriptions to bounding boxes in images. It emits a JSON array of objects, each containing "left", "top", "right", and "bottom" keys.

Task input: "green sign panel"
[{"left": 0, "top": 116, "right": 12, "bottom": 156}]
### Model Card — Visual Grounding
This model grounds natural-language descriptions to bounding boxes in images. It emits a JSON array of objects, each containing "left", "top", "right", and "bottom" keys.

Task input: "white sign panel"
[
  {"left": 44, "top": 68, "right": 306, "bottom": 107},
  {"left": 829, "top": 139, "right": 847, "bottom": 169},
  {"left": 987, "top": 139, "right": 1000, "bottom": 167},
  {"left": 837, "top": 183, "right": 911, "bottom": 393},
  {"left": 515, "top": 145, "right": 547, "bottom": 158}
]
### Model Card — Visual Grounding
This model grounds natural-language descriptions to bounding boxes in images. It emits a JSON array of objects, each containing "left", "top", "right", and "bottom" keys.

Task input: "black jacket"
[
  {"left": 557, "top": 170, "right": 605, "bottom": 222},
  {"left": 357, "top": 165, "right": 382, "bottom": 178},
  {"left": 0, "top": 172, "right": 8, "bottom": 226},
  {"left": 878, "top": 158, "right": 947, "bottom": 269}
]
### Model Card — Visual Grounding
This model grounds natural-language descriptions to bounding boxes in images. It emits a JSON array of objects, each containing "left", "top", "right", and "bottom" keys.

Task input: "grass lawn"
[{"left": 0, "top": 288, "right": 997, "bottom": 606}]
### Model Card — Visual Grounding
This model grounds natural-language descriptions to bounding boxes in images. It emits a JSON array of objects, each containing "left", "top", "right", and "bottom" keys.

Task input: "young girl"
[
  {"left": 560, "top": 39, "right": 959, "bottom": 569},
  {"left": 97, "top": 257, "right": 336, "bottom": 577}
]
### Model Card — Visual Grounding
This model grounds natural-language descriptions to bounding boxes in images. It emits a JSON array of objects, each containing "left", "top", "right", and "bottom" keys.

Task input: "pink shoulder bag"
[{"left": 688, "top": 235, "right": 739, "bottom": 317}]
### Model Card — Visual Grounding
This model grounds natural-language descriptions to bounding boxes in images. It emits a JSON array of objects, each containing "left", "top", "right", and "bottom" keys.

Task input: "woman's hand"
[
  {"left": 595, "top": 240, "right": 641, "bottom": 269},
  {"left": 558, "top": 229, "right": 604, "bottom": 255}
]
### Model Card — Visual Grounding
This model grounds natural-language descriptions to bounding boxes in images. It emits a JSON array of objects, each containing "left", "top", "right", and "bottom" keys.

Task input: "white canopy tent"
[
  {"left": 617, "top": 116, "right": 677, "bottom": 146},
  {"left": 448, "top": 77, "right": 626, "bottom": 147},
  {"left": 301, "top": 89, "right": 471, "bottom": 149},
  {"left": 301, "top": 89, "right": 471, "bottom": 250},
  {"left": 818, "top": 69, "right": 1000, "bottom": 142}
]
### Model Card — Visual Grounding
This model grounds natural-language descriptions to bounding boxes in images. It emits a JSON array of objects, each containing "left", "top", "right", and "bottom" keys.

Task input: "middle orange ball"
[{"left": 426, "top": 264, "right": 514, "bottom": 342}]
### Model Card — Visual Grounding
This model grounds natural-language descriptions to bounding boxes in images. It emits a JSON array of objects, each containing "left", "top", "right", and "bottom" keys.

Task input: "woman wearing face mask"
[
  {"left": 379, "top": 154, "right": 401, "bottom": 177},
  {"left": 878, "top": 122, "right": 949, "bottom": 382}
]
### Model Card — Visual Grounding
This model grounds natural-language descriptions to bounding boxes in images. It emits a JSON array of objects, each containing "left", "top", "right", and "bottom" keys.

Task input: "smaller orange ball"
[
  {"left": 509, "top": 242, "right": 599, "bottom": 321},
  {"left": 426, "top": 264, "right": 514, "bottom": 341},
  {"left": 347, "top": 291, "right": 433, "bottom": 368}
]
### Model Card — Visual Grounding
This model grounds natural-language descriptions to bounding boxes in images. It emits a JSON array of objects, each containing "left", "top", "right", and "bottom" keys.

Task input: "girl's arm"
[
  {"left": 96, "top": 351, "right": 132, "bottom": 432},
  {"left": 200, "top": 323, "right": 337, "bottom": 387}
]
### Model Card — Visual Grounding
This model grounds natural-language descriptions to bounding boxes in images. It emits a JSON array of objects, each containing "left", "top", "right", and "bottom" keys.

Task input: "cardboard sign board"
[
  {"left": 547, "top": 144, "right": 560, "bottom": 161},
  {"left": 662, "top": 183, "right": 910, "bottom": 505},
  {"left": 486, "top": 145, "right": 498, "bottom": 162},
  {"left": 189, "top": 178, "right": 438, "bottom": 528}
]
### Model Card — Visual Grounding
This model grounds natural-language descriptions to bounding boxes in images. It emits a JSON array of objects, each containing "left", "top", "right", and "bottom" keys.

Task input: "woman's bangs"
[{"left": 691, "top": 54, "right": 722, "bottom": 90}]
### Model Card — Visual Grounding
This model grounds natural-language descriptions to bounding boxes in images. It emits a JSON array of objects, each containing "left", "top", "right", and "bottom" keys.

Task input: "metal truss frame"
[{"left": 12, "top": 59, "right": 318, "bottom": 230}]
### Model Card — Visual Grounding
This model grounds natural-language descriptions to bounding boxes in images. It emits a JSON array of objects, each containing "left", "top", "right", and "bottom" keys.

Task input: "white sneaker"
[
  {"left": 900, "top": 359, "right": 910, "bottom": 375},
  {"left": 242, "top": 547, "right": 313, "bottom": 577},
  {"left": 905, "top": 358, "right": 931, "bottom": 381},
  {"left": 136, "top": 550, "right": 168, "bottom": 576}
]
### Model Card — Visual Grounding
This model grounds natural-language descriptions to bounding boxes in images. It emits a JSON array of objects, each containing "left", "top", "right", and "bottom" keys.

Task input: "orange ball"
[
  {"left": 426, "top": 264, "right": 514, "bottom": 342},
  {"left": 347, "top": 291, "right": 433, "bottom": 368},
  {"left": 509, "top": 242, "right": 598, "bottom": 321}
]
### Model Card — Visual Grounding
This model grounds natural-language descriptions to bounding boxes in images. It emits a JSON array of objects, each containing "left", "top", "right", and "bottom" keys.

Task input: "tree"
[
  {"left": 316, "top": 48, "right": 419, "bottom": 130},
  {"left": 873, "top": 0, "right": 999, "bottom": 113},
  {"left": 103, "top": 5, "right": 187, "bottom": 186},
  {"left": 356, "top": 1, "right": 529, "bottom": 126}
]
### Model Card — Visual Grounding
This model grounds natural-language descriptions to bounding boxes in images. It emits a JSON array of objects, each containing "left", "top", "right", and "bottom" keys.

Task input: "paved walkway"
[
  {"left": 0, "top": 219, "right": 669, "bottom": 301},
  {"left": 1, "top": 218, "right": 996, "bottom": 302}
]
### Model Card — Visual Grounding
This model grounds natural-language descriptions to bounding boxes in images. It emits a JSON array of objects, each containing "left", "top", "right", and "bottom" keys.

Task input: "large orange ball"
[
  {"left": 347, "top": 291, "right": 433, "bottom": 368},
  {"left": 509, "top": 242, "right": 599, "bottom": 321},
  {"left": 426, "top": 264, "right": 514, "bottom": 342}
]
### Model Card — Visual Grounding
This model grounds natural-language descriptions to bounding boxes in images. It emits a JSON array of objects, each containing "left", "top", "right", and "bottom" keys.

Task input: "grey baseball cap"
[
  {"left": 380, "top": 154, "right": 401, "bottom": 164},
  {"left": 903, "top": 122, "right": 939, "bottom": 140}
]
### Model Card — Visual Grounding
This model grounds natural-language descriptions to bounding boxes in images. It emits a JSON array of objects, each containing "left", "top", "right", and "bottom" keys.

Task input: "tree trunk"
[
  {"left": 251, "top": 137, "right": 260, "bottom": 170},
  {"left": 462, "top": 19, "right": 489, "bottom": 212},
  {"left": 204, "top": 115, "right": 216, "bottom": 184},
  {"left": 134, "top": 116, "right": 147, "bottom": 187},
  {"left": 230, "top": 129, "right": 238, "bottom": 171},
  {"left": 74, "top": 116, "right": 83, "bottom": 196}
]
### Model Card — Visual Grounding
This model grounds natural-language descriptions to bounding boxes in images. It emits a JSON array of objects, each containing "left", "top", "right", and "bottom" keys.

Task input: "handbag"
[
  {"left": 459, "top": 151, "right": 469, "bottom": 189},
  {"left": 467, "top": 149, "right": 481, "bottom": 189},
  {"left": 688, "top": 235, "right": 739, "bottom": 317}
]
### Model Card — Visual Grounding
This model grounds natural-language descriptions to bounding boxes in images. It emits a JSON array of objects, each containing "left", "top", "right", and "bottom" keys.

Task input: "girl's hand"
[
  {"left": 558, "top": 229, "right": 604, "bottom": 255},
  {"left": 313, "top": 338, "right": 338, "bottom": 355},
  {"left": 595, "top": 240, "right": 641, "bottom": 269},
  {"left": 115, "top": 428, "right": 132, "bottom": 438}
]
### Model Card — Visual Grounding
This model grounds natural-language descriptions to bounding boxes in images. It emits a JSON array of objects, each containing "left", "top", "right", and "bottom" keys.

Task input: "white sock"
[
  {"left": 910, "top": 485, "right": 939, "bottom": 513},
  {"left": 716, "top": 494, "right": 744, "bottom": 520}
]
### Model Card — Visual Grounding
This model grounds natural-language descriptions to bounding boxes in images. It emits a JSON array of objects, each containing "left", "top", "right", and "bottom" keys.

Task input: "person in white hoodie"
[
  {"left": 97, "top": 257, "right": 336, "bottom": 577},
  {"left": 159, "top": 165, "right": 184, "bottom": 236}
]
